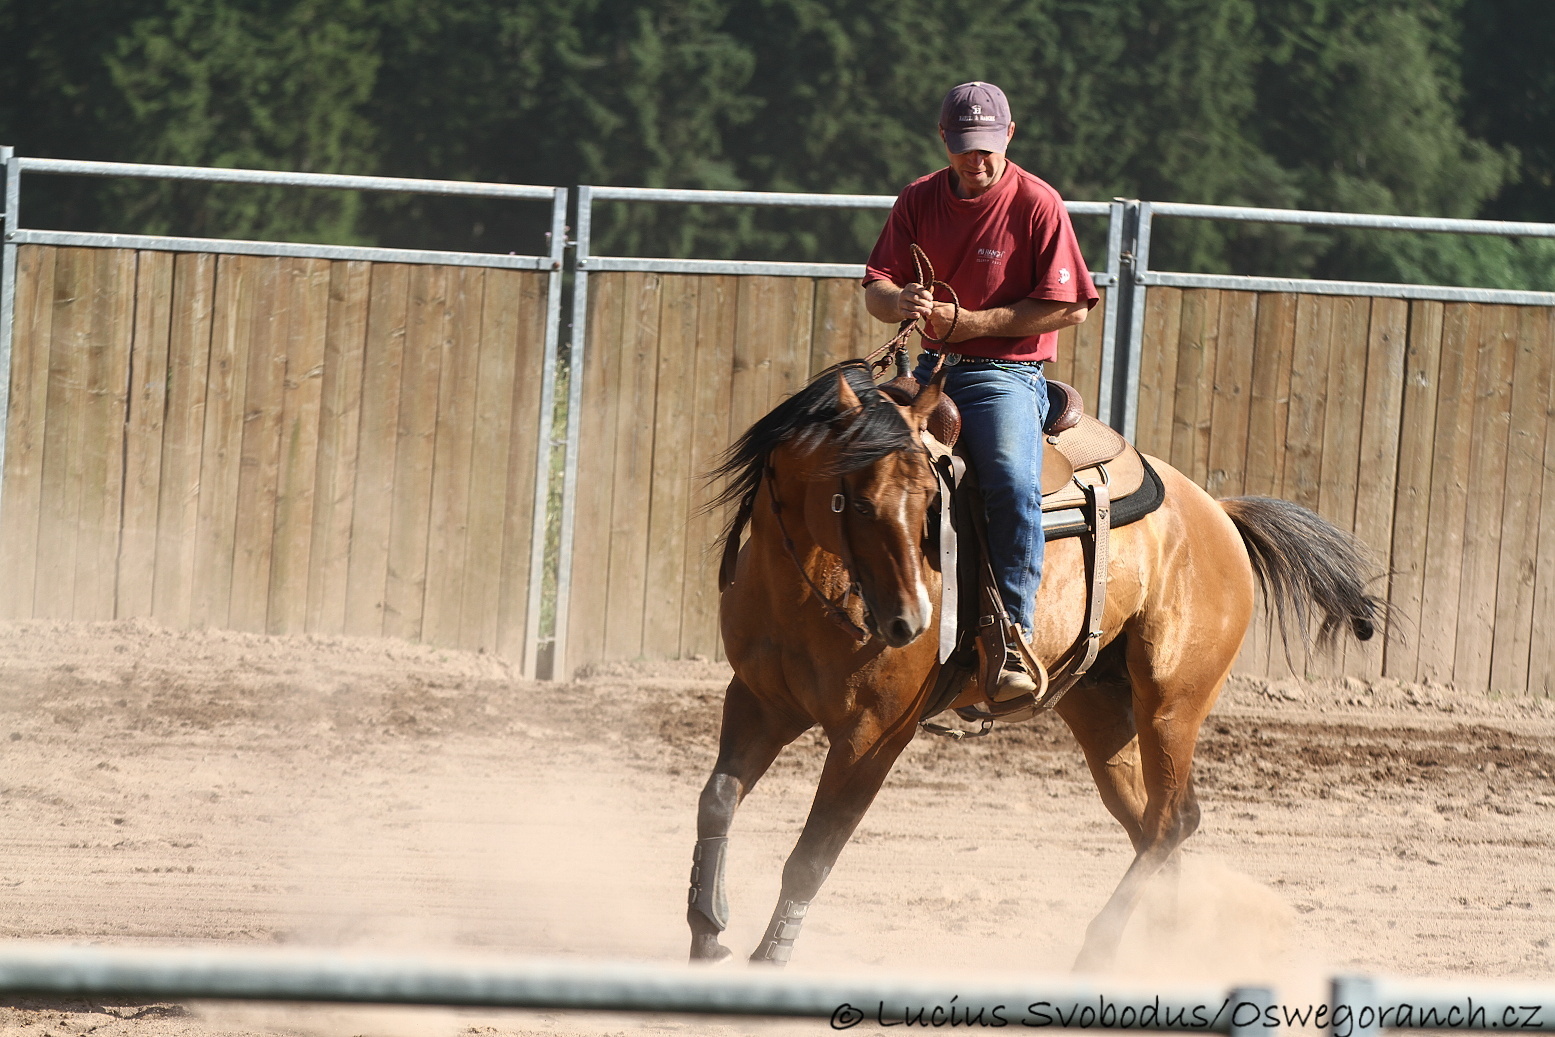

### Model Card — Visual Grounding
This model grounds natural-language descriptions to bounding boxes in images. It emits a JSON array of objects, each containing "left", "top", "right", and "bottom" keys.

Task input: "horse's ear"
[
  {"left": 909, "top": 365, "right": 946, "bottom": 429},
  {"left": 836, "top": 370, "right": 863, "bottom": 416}
]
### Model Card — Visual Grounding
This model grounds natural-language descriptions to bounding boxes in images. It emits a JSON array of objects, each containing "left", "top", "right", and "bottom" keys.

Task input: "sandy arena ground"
[{"left": 0, "top": 618, "right": 1551, "bottom": 1035}]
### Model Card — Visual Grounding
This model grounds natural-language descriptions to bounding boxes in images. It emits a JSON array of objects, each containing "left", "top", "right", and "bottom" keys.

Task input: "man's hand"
[{"left": 897, "top": 282, "right": 936, "bottom": 321}]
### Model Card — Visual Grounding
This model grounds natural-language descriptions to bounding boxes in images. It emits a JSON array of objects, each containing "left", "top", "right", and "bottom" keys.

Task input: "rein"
[{"left": 864, "top": 243, "right": 961, "bottom": 377}]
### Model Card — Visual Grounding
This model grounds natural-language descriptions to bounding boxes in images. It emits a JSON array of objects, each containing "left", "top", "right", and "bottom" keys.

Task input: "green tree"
[{"left": 102, "top": 0, "right": 381, "bottom": 242}]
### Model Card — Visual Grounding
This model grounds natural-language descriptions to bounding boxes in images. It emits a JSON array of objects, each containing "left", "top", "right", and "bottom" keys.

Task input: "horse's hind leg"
[
  {"left": 1072, "top": 637, "right": 1222, "bottom": 971},
  {"left": 689, "top": 676, "right": 807, "bottom": 963},
  {"left": 1056, "top": 672, "right": 1147, "bottom": 850},
  {"left": 750, "top": 709, "right": 917, "bottom": 965}
]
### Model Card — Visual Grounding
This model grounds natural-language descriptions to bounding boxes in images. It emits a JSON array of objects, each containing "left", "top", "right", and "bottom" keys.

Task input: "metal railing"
[
  {"left": 0, "top": 151, "right": 568, "bottom": 677},
  {"left": 0, "top": 941, "right": 1550, "bottom": 1036},
  {"left": 0, "top": 941, "right": 1277, "bottom": 1031},
  {"left": 1118, "top": 200, "right": 1555, "bottom": 440}
]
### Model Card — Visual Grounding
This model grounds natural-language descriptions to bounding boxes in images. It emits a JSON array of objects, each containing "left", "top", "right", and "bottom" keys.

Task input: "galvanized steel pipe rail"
[
  {"left": 0, "top": 942, "right": 1272, "bottom": 1031},
  {"left": 12, "top": 156, "right": 558, "bottom": 201},
  {"left": 1146, "top": 200, "right": 1555, "bottom": 238}
]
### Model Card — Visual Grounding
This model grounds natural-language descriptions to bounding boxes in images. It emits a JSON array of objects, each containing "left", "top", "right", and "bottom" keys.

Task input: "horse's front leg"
[
  {"left": 689, "top": 676, "right": 807, "bottom": 963},
  {"left": 750, "top": 707, "right": 918, "bottom": 965}
]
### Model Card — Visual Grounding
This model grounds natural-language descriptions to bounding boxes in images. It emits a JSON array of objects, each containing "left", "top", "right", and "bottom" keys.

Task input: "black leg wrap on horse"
[
  {"left": 687, "top": 836, "right": 730, "bottom": 931},
  {"left": 752, "top": 899, "right": 810, "bottom": 964}
]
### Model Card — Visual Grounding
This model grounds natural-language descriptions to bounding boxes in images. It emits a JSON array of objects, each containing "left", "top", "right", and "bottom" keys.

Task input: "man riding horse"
[{"left": 862, "top": 80, "right": 1098, "bottom": 703}]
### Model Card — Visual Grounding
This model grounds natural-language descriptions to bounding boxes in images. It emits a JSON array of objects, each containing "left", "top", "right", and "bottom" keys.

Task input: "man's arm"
[{"left": 864, "top": 278, "right": 1087, "bottom": 343}]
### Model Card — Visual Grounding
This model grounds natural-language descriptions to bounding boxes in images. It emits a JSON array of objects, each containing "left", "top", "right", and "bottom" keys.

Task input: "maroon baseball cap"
[{"left": 939, "top": 81, "right": 1012, "bottom": 154}]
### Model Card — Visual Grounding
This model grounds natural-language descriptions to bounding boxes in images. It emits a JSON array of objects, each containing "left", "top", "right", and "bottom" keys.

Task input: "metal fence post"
[
  {"left": 550, "top": 185, "right": 592, "bottom": 680},
  {"left": 1119, "top": 200, "right": 1153, "bottom": 443},
  {"left": 0, "top": 145, "right": 19, "bottom": 520},
  {"left": 524, "top": 187, "right": 570, "bottom": 679},
  {"left": 1331, "top": 974, "right": 1378, "bottom": 1037},
  {"left": 1096, "top": 199, "right": 1127, "bottom": 430},
  {"left": 1229, "top": 985, "right": 1276, "bottom": 1037}
]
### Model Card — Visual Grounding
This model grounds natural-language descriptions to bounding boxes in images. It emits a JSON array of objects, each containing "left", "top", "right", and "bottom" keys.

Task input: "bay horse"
[{"left": 686, "top": 360, "right": 1382, "bottom": 970}]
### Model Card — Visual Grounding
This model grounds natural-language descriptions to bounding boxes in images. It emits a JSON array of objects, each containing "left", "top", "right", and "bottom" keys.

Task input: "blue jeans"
[{"left": 914, "top": 355, "right": 1048, "bottom": 634}]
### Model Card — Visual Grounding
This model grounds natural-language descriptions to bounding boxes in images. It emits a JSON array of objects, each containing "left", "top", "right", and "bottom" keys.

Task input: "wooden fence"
[
  {"left": 562, "top": 272, "right": 1108, "bottom": 673},
  {"left": 10, "top": 242, "right": 1553, "bottom": 695},
  {"left": 566, "top": 276, "right": 1555, "bottom": 696},
  {"left": 1135, "top": 287, "right": 1555, "bottom": 694},
  {"left": 0, "top": 245, "right": 551, "bottom": 665}
]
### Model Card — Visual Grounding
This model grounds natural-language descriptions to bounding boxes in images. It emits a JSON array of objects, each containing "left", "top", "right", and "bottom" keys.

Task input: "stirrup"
[
  {"left": 990, "top": 626, "right": 1048, "bottom": 704},
  {"left": 957, "top": 696, "right": 1039, "bottom": 724}
]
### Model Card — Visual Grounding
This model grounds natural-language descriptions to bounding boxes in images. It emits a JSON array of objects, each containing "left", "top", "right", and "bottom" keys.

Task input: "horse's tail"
[{"left": 1219, "top": 496, "right": 1390, "bottom": 660}]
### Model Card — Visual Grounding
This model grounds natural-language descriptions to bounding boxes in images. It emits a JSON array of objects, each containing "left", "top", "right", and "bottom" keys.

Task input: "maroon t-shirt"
[{"left": 863, "top": 161, "right": 1098, "bottom": 362}]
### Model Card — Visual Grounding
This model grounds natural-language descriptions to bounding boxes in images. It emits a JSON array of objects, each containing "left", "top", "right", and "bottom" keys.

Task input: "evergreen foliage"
[{"left": 1, "top": 0, "right": 1549, "bottom": 287}]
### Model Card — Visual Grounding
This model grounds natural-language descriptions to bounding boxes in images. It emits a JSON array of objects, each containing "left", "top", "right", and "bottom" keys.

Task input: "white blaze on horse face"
[{"left": 900, "top": 488, "right": 934, "bottom": 635}]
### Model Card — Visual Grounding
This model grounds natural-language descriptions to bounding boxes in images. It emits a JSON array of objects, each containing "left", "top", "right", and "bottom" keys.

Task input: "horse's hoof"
[
  {"left": 1071, "top": 943, "right": 1115, "bottom": 973},
  {"left": 689, "top": 940, "right": 733, "bottom": 965}
]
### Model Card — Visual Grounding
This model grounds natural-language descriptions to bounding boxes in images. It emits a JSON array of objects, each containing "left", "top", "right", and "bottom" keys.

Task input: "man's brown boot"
[{"left": 992, "top": 648, "right": 1038, "bottom": 702}]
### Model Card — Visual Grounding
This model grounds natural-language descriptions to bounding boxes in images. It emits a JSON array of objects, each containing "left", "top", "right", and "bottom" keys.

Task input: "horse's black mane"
[{"left": 708, "top": 361, "right": 915, "bottom": 530}]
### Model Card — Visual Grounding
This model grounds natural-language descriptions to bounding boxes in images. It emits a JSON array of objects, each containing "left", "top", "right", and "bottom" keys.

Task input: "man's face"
[{"left": 940, "top": 123, "right": 1016, "bottom": 198}]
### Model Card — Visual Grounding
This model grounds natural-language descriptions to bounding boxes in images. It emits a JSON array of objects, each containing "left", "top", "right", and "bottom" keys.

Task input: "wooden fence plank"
[
  {"left": 1526, "top": 308, "right": 1555, "bottom": 696},
  {"left": 1415, "top": 303, "right": 1481, "bottom": 683},
  {"left": 228, "top": 258, "right": 293, "bottom": 632},
  {"left": 457, "top": 268, "right": 522, "bottom": 653},
  {"left": 1383, "top": 301, "right": 1445, "bottom": 681},
  {"left": 227, "top": 258, "right": 289, "bottom": 632},
  {"left": 1281, "top": 294, "right": 1336, "bottom": 514},
  {"left": 1235, "top": 293, "right": 1298, "bottom": 677},
  {"left": 1170, "top": 289, "right": 1219, "bottom": 485},
  {"left": 728, "top": 277, "right": 782, "bottom": 458},
  {"left": 118, "top": 251, "right": 174, "bottom": 618},
  {"left": 0, "top": 246, "right": 57, "bottom": 619},
  {"left": 83, "top": 250, "right": 136, "bottom": 620},
  {"left": 492, "top": 271, "right": 550, "bottom": 666},
  {"left": 810, "top": 278, "right": 870, "bottom": 374},
  {"left": 305, "top": 260, "right": 371, "bottom": 635},
  {"left": 1317, "top": 297, "right": 1370, "bottom": 528},
  {"left": 769, "top": 279, "right": 816, "bottom": 408},
  {"left": 1134, "top": 287, "right": 1182, "bottom": 458},
  {"left": 383, "top": 265, "right": 450, "bottom": 641},
  {"left": 343, "top": 263, "right": 411, "bottom": 637},
  {"left": 420, "top": 267, "right": 485, "bottom": 647},
  {"left": 1489, "top": 305, "right": 1553, "bottom": 693},
  {"left": 1068, "top": 287, "right": 1107, "bottom": 409},
  {"left": 35, "top": 248, "right": 97, "bottom": 619},
  {"left": 642, "top": 275, "right": 700, "bottom": 657},
  {"left": 1453, "top": 306, "right": 1517, "bottom": 691},
  {"left": 1205, "top": 290, "right": 1257, "bottom": 499},
  {"left": 191, "top": 255, "right": 260, "bottom": 629},
  {"left": 1242, "top": 293, "right": 1298, "bottom": 498},
  {"left": 151, "top": 253, "right": 216, "bottom": 628},
  {"left": 680, "top": 275, "right": 739, "bottom": 660},
  {"left": 1346, "top": 297, "right": 1408, "bottom": 679},
  {"left": 564, "top": 272, "right": 626, "bottom": 674},
  {"left": 1300, "top": 296, "right": 1370, "bottom": 678},
  {"left": 266, "top": 258, "right": 330, "bottom": 635},
  {"left": 602, "top": 272, "right": 664, "bottom": 660}
]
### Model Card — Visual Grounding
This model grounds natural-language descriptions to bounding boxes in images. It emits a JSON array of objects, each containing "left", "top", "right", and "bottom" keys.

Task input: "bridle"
[{"left": 761, "top": 427, "right": 939, "bottom": 644}]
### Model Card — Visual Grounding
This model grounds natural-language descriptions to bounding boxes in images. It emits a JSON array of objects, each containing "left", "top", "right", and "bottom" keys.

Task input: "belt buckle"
[{"left": 942, "top": 352, "right": 963, "bottom": 367}]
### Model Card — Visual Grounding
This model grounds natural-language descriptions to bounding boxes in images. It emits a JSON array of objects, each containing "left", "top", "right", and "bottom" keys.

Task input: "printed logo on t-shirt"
[
  {"left": 1059, "top": 267, "right": 1072, "bottom": 284},
  {"left": 976, "top": 247, "right": 1006, "bottom": 264}
]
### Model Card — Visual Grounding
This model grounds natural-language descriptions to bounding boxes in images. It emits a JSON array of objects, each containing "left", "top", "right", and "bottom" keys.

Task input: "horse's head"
[{"left": 793, "top": 369, "right": 946, "bottom": 648}]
